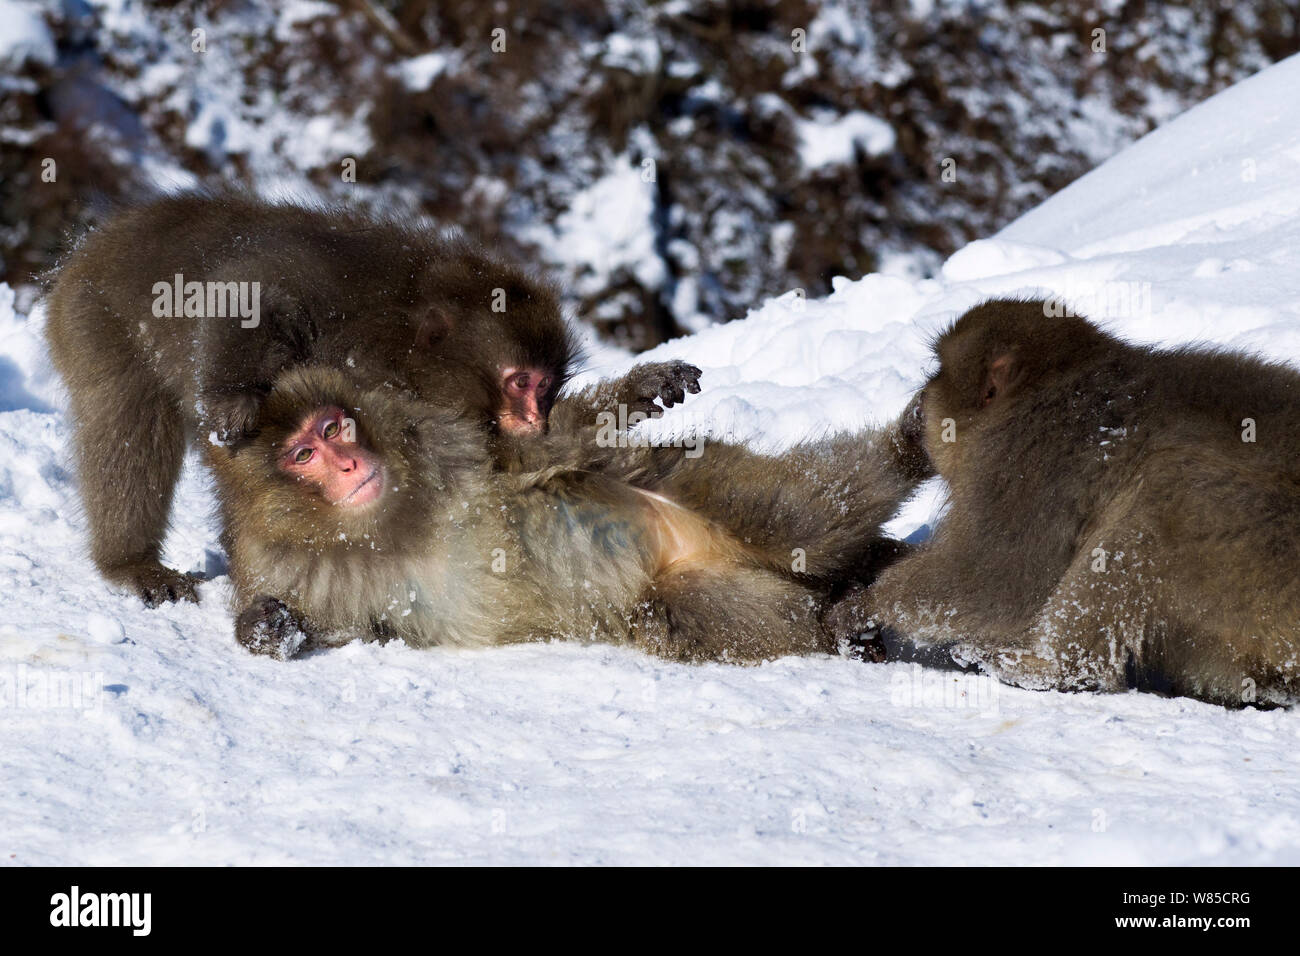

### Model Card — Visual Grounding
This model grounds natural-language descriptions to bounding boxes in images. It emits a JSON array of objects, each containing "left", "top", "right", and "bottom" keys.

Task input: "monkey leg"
[
  {"left": 827, "top": 534, "right": 990, "bottom": 643},
  {"left": 626, "top": 423, "right": 924, "bottom": 588},
  {"left": 63, "top": 351, "right": 198, "bottom": 606},
  {"left": 994, "top": 460, "right": 1300, "bottom": 704},
  {"left": 631, "top": 562, "right": 834, "bottom": 663},
  {"left": 946, "top": 516, "right": 1169, "bottom": 694}
]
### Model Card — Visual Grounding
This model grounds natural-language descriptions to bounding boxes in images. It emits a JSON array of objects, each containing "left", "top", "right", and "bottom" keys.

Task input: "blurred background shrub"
[{"left": 2, "top": 0, "right": 1297, "bottom": 347}]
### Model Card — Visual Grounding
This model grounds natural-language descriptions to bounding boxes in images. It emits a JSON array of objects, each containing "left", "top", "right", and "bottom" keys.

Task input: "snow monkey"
[
  {"left": 828, "top": 298, "right": 1300, "bottom": 706},
  {"left": 206, "top": 365, "right": 928, "bottom": 662},
  {"left": 45, "top": 192, "right": 698, "bottom": 606}
]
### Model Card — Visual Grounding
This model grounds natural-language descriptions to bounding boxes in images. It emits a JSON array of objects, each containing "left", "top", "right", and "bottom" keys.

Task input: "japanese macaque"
[
  {"left": 828, "top": 298, "right": 1300, "bottom": 706},
  {"left": 207, "top": 365, "right": 925, "bottom": 663},
  {"left": 44, "top": 192, "right": 696, "bottom": 606}
]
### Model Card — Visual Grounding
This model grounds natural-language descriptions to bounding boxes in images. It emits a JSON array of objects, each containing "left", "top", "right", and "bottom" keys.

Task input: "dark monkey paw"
[
  {"left": 890, "top": 389, "right": 935, "bottom": 481},
  {"left": 236, "top": 596, "right": 313, "bottom": 661},
  {"left": 202, "top": 390, "right": 266, "bottom": 445},
  {"left": 620, "top": 361, "right": 703, "bottom": 418},
  {"left": 844, "top": 627, "right": 889, "bottom": 663},
  {"left": 128, "top": 563, "right": 201, "bottom": 608},
  {"left": 822, "top": 587, "right": 888, "bottom": 662}
]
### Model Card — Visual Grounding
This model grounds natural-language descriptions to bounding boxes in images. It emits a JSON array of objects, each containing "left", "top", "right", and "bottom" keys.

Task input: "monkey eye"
[
  {"left": 508, "top": 372, "right": 531, "bottom": 391},
  {"left": 292, "top": 447, "right": 314, "bottom": 465},
  {"left": 537, "top": 376, "right": 552, "bottom": 392},
  {"left": 322, "top": 420, "right": 340, "bottom": 440}
]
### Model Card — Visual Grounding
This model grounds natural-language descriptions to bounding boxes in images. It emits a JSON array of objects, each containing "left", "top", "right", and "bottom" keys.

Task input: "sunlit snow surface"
[{"left": 5, "top": 55, "right": 1300, "bottom": 865}]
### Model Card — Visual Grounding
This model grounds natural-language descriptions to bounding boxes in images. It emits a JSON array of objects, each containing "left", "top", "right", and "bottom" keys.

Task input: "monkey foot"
[
  {"left": 844, "top": 627, "right": 889, "bottom": 663},
  {"left": 821, "top": 585, "right": 872, "bottom": 638},
  {"left": 951, "top": 642, "right": 1066, "bottom": 691},
  {"left": 120, "top": 563, "right": 201, "bottom": 608},
  {"left": 621, "top": 361, "right": 703, "bottom": 418},
  {"left": 236, "top": 597, "right": 313, "bottom": 661}
]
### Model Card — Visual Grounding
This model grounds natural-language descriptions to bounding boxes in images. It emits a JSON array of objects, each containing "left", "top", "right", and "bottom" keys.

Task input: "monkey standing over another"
[
  {"left": 207, "top": 365, "right": 926, "bottom": 663},
  {"left": 44, "top": 192, "right": 698, "bottom": 606},
  {"left": 828, "top": 299, "right": 1300, "bottom": 706}
]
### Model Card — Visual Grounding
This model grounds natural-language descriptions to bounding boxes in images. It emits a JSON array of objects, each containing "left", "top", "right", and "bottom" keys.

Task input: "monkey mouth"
[{"left": 340, "top": 468, "right": 383, "bottom": 506}]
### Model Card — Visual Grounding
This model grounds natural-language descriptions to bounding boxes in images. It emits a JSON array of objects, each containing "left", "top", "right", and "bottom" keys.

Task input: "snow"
[
  {"left": 7, "top": 54, "right": 1300, "bottom": 865},
  {"left": 539, "top": 161, "right": 667, "bottom": 298},
  {"left": 796, "top": 109, "right": 897, "bottom": 170},
  {"left": 0, "top": 0, "right": 55, "bottom": 70},
  {"left": 396, "top": 52, "right": 449, "bottom": 93}
]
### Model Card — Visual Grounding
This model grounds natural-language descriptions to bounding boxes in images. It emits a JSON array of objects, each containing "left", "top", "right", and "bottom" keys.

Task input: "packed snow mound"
[{"left": 6, "top": 55, "right": 1300, "bottom": 865}]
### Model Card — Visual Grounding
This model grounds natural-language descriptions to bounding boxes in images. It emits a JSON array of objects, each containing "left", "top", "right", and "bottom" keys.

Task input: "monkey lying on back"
[
  {"left": 829, "top": 299, "right": 1300, "bottom": 706},
  {"left": 45, "top": 192, "right": 699, "bottom": 606},
  {"left": 207, "top": 366, "right": 926, "bottom": 662}
]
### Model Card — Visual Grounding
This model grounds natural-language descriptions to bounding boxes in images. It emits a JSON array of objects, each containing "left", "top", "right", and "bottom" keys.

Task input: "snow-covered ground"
[{"left": 5, "top": 54, "right": 1300, "bottom": 866}]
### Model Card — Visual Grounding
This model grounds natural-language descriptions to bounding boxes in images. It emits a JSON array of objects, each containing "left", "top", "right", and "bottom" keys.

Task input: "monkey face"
[
  {"left": 278, "top": 406, "right": 385, "bottom": 507},
  {"left": 498, "top": 366, "right": 557, "bottom": 435}
]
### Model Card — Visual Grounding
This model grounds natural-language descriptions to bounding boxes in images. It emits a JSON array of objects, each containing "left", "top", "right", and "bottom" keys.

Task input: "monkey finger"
[{"left": 627, "top": 398, "right": 664, "bottom": 421}]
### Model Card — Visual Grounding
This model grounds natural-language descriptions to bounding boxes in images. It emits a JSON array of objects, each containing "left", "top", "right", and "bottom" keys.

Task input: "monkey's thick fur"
[
  {"left": 44, "top": 192, "right": 697, "bottom": 607},
  {"left": 209, "top": 366, "right": 925, "bottom": 663},
  {"left": 830, "top": 299, "right": 1300, "bottom": 706}
]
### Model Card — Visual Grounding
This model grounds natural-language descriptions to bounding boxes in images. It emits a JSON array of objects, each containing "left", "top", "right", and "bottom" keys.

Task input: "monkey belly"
[
  {"left": 515, "top": 483, "right": 745, "bottom": 638},
  {"left": 633, "top": 488, "right": 748, "bottom": 574}
]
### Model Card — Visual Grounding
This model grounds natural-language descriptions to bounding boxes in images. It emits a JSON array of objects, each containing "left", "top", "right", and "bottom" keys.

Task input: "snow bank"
[{"left": 5, "top": 55, "right": 1300, "bottom": 865}]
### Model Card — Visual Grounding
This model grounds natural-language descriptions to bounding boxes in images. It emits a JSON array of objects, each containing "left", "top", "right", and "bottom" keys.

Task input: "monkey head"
[
  {"left": 392, "top": 242, "right": 580, "bottom": 439},
  {"left": 278, "top": 405, "right": 384, "bottom": 507},
  {"left": 918, "top": 299, "right": 1112, "bottom": 475},
  {"left": 207, "top": 366, "right": 491, "bottom": 558}
]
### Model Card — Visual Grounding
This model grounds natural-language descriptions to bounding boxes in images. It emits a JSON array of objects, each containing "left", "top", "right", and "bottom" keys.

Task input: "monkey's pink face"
[
  {"left": 498, "top": 367, "right": 555, "bottom": 436},
  {"left": 279, "top": 406, "right": 385, "bottom": 507}
]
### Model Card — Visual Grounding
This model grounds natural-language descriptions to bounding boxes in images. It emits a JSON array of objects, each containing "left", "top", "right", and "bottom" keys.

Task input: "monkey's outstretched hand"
[
  {"left": 616, "top": 361, "right": 702, "bottom": 418},
  {"left": 235, "top": 596, "right": 314, "bottom": 661}
]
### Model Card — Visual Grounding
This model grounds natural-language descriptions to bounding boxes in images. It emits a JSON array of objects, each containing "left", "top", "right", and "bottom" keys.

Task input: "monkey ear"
[
  {"left": 980, "top": 352, "right": 1016, "bottom": 408},
  {"left": 414, "top": 309, "right": 452, "bottom": 349}
]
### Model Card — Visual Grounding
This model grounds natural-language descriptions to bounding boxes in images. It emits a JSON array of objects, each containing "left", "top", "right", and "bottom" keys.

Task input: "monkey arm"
[{"left": 193, "top": 282, "right": 331, "bottom": 443}]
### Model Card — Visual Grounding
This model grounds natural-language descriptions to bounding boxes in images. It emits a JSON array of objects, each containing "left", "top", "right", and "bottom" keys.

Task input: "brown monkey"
[
  {"left": 206, "top": 365, "right": 922, "bottom": 663},
  {"left": 828, "top": 298, "right": 1300, "bottom": 706},
  {"left": 44, "top": 191, "right": 698, "bottom": 605}
]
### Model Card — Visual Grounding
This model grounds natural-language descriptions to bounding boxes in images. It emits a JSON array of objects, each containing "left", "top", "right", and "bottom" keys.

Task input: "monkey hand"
[
  {"left": 888, "top": 390, "right": 935, "bottom": 481},
  {"left": 202, "top": 389, "right": 266, "bottom": 445},
  {"left": 235, "top": 596, "right": 314, "bottom": 661},
  {"left": 618, "top": 361, "right": 703, "bottom": 419},
  {"left": 126, "top": 562, "right": 201, "bottom": 608}
]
